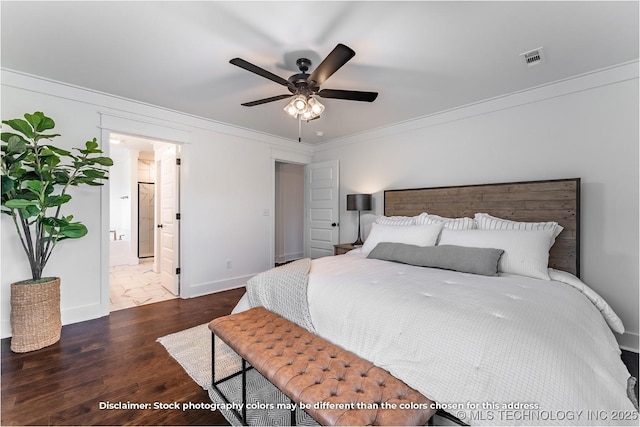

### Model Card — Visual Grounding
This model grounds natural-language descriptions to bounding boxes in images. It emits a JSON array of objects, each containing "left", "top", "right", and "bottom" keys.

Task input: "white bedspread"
[{"left": 306, "top": 250, "right": 637, "bottom": 425}]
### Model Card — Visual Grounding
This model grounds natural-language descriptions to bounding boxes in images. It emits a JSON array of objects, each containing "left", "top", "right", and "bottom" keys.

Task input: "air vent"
[{"left": 521, "top": 47, "right": 545, "bottom": 67}]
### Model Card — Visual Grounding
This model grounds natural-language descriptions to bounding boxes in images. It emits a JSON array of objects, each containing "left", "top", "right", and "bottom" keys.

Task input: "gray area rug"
[{"left": 157, "top": 323, "right": 318, "bottom": 426}]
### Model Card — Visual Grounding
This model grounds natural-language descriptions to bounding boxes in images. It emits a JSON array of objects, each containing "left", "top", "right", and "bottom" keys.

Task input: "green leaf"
[
  {"left": 25, "top": 180, "right": 44, "bottom": 194},
  {"left": 45, "top": 145, "right": 71, "bottom": 156},
  {"left": 34, "top": 133, "right": 61, "bottom": 142},
  {"left": 2, "top": 118, "right": 34, "bottom": 139},
  {"left": 53, "top": 171, "right": 71, "bottom": 185},
  {"left": 24, "top": 204, "right": 40, "bottom": 218},
  {"left": 45, "top": 194, "right": 72, "bottom": 207},
  {"left": 60, "top": 223, "right": 87, "bottom": 238},
  {"left": 42, "top": 217, "right": 69, "bottom": 228},
  {"left": 4, "top": 198, "right": 38, "bottom": 209},
  {"left": 24, "top": 112, "right": 55, "bottom": 132},
  {"left": 39, "top": 148, "right": 56, "bottom": 157},
  {"left": 1, "top": 132, "right": 27, "bottom": 144},
  {"left": 1, "top": 176, "right": 14, "bottom": 194},
  {"left": 83, "top": 169, "right": 106, "bottom": 179},
  {"left": 85, "top": 138, "right": 99, "bottom": 151},
  {"left": 6, "top": 135, "right": 27, "bottom": 154},
  {"left": 45, "top": 155, "right": 61, "bottom": 168},
  {"left": 90, "top": 157, "right": 114, "bottom": 167}
]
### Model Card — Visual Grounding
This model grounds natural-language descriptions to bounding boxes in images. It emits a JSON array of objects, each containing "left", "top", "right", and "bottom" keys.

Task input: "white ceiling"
[{"left": 1, "top": 1, "right": 638, "bottom": 144}]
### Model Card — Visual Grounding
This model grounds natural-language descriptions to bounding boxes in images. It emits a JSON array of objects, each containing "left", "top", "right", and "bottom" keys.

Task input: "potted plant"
[{"left": 1, "top": 112, "right": 113, "bottom": 352}]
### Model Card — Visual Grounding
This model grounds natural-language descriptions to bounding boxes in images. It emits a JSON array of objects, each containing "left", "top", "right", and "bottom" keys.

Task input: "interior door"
[
  {"left": 305, "top": 160, "right": 339, "bottom": 258},
  {"left": 159, "top": 144, "right": 180, "bottom": 295}
]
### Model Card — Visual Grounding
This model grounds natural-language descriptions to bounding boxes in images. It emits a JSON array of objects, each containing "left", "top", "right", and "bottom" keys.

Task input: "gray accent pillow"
[{"left": 367, "top": 242, "right": 504, "bottom": 276}]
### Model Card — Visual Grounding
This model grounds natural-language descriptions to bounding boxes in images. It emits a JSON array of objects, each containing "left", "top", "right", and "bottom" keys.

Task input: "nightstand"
[{"left": 334, "top": 243, "right": 357, "bottom": 255}]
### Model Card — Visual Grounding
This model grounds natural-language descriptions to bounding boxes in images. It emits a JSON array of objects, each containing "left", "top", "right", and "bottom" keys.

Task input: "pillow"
[
  {"left": 367, "top": 242, "right": 504, "bottom": 276},
  {"left": 438, "top": 229, "right": 556, "bottom": 280},
  {"left": 415, "top": 213, "right": 477, "bottom": 230},
  {"left": 361, "top": 223, "right": 443, "bottom": 255},
  {"left": 474, "top": 212, "right": 563, "bottom": 240},
  {"left": 374, "top": 215, "right": 416, "bottom": 226}
]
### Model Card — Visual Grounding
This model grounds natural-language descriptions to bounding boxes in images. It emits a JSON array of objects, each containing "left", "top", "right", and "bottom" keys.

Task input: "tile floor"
[{"left": 109, "top": 259, "right": 176, "bottom": 311}]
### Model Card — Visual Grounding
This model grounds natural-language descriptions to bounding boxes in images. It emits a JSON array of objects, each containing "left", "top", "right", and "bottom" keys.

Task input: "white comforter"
[{"left": 302, "top": 250, "right": 637, "bottom": 426}]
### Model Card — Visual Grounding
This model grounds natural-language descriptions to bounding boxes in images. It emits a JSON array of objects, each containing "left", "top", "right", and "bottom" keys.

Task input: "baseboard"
[
  {"left": 1, "top": 319, "right": 11, "bottom": 339},
  {"left": 275, "top": 252, "right": 304, "bottom": 264},
  {"left": 284, "top": 252, "right": 304, "bottom": 263},
  {"left": 1, "top": 302, "right": 107, "bottom": 339},
  {"left": 618, "top": 332, "right": 639, "bottom": 353},
  {"left": 184, "top": 274, "right": 252, "bottom": 299}
]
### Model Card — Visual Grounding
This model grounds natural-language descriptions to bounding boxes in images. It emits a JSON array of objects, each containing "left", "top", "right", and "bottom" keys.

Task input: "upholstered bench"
[{"left": 208, "top": 306, "right": 436, "bottom": 426}]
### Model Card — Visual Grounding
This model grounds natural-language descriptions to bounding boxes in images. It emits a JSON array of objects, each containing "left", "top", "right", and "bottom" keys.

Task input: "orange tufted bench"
[{"left": 208, "top": 306, "right": 436, "bottom": 426}]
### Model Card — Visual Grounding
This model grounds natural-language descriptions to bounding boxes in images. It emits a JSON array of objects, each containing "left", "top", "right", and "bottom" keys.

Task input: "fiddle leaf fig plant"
[{"left": 1, "top": 112, "right": 113, "bottom": 281}]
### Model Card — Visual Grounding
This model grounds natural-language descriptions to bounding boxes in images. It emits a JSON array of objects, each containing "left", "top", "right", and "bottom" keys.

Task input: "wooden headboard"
[{"left": 384, "top": 178, "right": 580, "bottom": 276}]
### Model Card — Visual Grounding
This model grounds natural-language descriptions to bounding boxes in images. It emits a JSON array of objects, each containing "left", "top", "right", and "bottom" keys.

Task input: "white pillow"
[
  {"left": 474, "top": 213, "right": 563, "bottom": 240},
  {"left": 438, "top": 229, "right": 555, "bottom": 280},
  {"left": 361, "top": 223, "right": 443, "bottom": 255},
  {"left": 415, "top": 213, "right": 477, "bottom": 230},
  {"left": 374, "top": 215, "right": 417, "bottom": 226}
]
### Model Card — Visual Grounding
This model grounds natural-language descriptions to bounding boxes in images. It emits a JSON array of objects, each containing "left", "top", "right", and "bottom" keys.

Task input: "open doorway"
[
  {"left": 107, "top": 133, "right": 180, "bottom": 311},
  {"left": 274, "top": 162, "right": 305, "bottom": 266}
]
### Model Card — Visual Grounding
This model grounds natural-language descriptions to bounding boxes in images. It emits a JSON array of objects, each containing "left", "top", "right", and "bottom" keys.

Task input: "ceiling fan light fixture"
[
  {"left": 293, "top": 95, "right": 307, "bottom": 112},
  {"left": 302, "top": 109, "right": 313, "bottom": 120},
  {"left": 284, "top": 95, "right": 324, "bottom": 120},
  {"left": 308, "top": 97, "right": 325, "bottom": 116},
  {"left": 284, "top": 101, "right": 298, "bottom": 117}
]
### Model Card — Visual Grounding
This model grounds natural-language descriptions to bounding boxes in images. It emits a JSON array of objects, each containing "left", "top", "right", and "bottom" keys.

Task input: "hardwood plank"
[{"left": 1, "top": 287, "right": 245, "bottom": 426}]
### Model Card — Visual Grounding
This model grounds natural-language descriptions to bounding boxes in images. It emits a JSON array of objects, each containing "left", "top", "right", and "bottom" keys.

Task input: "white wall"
[
  {"left": 314, "top": 63, "right": 639, "bottom": 351},
  {"left": 0, "top": 70, "right": 313, "bottom": 337}
]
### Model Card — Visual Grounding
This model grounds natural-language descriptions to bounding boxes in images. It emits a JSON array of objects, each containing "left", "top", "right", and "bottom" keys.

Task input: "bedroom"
[{"left": 1, "top": 1, "right": 638, "bottom": 426}]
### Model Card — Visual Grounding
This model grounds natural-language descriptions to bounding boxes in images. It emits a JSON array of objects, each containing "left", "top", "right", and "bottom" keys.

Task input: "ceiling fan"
[{"left": 230, "top": 43, "right": 378, "bottom": 121}]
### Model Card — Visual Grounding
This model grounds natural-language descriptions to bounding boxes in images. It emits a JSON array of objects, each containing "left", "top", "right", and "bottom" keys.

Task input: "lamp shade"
[{"left": 346, "top": 194, "right": 372, "bottom": 211}]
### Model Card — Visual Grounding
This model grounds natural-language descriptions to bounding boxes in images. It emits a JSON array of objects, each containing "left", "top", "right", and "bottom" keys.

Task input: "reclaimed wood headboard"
[{"left": 384, "top": 178, "right": 580, "bottom": 276}]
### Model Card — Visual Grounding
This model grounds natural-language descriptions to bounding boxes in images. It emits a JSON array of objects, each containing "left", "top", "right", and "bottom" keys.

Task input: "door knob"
[
  {"left": 331, "top": 223, "right": 339, "bottom": 227},
  {"left": 157, "top": 224, "right": 163, "bottom": 228}
]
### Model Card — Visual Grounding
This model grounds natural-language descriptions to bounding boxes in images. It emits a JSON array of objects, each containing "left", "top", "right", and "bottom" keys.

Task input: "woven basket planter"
[{"left": 10, "top": 277, "right": 62, "bottom": 353}]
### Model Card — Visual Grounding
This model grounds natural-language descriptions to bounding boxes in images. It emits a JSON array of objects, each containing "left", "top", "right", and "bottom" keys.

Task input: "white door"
[
  {"left": 305, "top": 160, "right": 339, "bottom": 258},
  {"left": 159, "top": 144, "right": 180, "bottom": 295}
]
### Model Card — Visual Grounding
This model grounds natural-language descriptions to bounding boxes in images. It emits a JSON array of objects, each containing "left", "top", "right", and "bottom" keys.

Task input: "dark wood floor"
[
  {"left": 1, "top": 287, "right": 245, "bottom": 426},
  {"left": 2, "top": 286, "right": 638, "bottom": 426}
]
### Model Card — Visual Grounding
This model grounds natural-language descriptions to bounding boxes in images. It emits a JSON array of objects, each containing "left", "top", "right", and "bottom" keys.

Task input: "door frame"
[
  {"left": 270, "top": 150, "right": 312, "bottom": 267},
  {"left": 99, "top": 114, "right": 189, "bottom": 316},
  {"left": 156, "top": 143, "right": 181, "bottom": 296}
]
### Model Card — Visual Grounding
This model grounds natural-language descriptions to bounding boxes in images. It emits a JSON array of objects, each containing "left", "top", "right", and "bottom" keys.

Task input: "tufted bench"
[{"left": 208, "top": 306, "right": 436, "bottom": 426}]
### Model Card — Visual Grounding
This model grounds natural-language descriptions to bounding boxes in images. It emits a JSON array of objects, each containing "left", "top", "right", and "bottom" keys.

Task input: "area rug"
[{"left": 157, "top": 323, "right": 317, "bottom": 426}]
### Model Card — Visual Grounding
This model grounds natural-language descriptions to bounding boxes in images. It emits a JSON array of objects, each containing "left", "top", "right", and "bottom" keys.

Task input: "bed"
[{"left": 234, "top": 178, "right": 638, "bottom": 426}]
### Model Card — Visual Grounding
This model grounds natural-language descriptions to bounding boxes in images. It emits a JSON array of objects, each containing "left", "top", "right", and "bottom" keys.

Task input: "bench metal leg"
[
  {"left": 211, "top": 332, "right": 252, "bottom": 425},
  {"left": 290, "top": 397, "right": 296, "bottom": 426},
  {"left": 210, "top": 331, "right": 303, "bottom": 426},
  {"left": 242, "top": 358, "right": 247, "bottom": 424}
]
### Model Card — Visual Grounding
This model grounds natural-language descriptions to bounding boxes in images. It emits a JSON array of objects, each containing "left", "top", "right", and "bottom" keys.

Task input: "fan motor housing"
[{"left": 287, "top": 58, "right": 319, "bottom": 94}]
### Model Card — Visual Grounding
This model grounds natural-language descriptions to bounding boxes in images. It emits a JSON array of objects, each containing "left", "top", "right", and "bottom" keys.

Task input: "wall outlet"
[{"left": 226, "top": 259, "right": 232, "bottom": 269}]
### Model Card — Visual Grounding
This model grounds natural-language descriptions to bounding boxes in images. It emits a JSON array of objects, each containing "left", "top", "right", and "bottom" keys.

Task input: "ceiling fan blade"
[
  {"left": 318, "top": 89, "right": 378, "bottom": 102},
  {"left": 241, "top": 94, "right": 292, "bottom": 107},
  {"left": 230, "top": 58, "right": 291, "bottom": 87},
  {"left": 306, "top": 44, "right": 355, "bottom": 87}
]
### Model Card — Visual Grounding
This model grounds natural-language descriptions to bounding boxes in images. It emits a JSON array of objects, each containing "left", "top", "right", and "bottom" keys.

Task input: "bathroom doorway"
[{"left": 108, "top": 133, "right": 178, "bottom": 311}]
